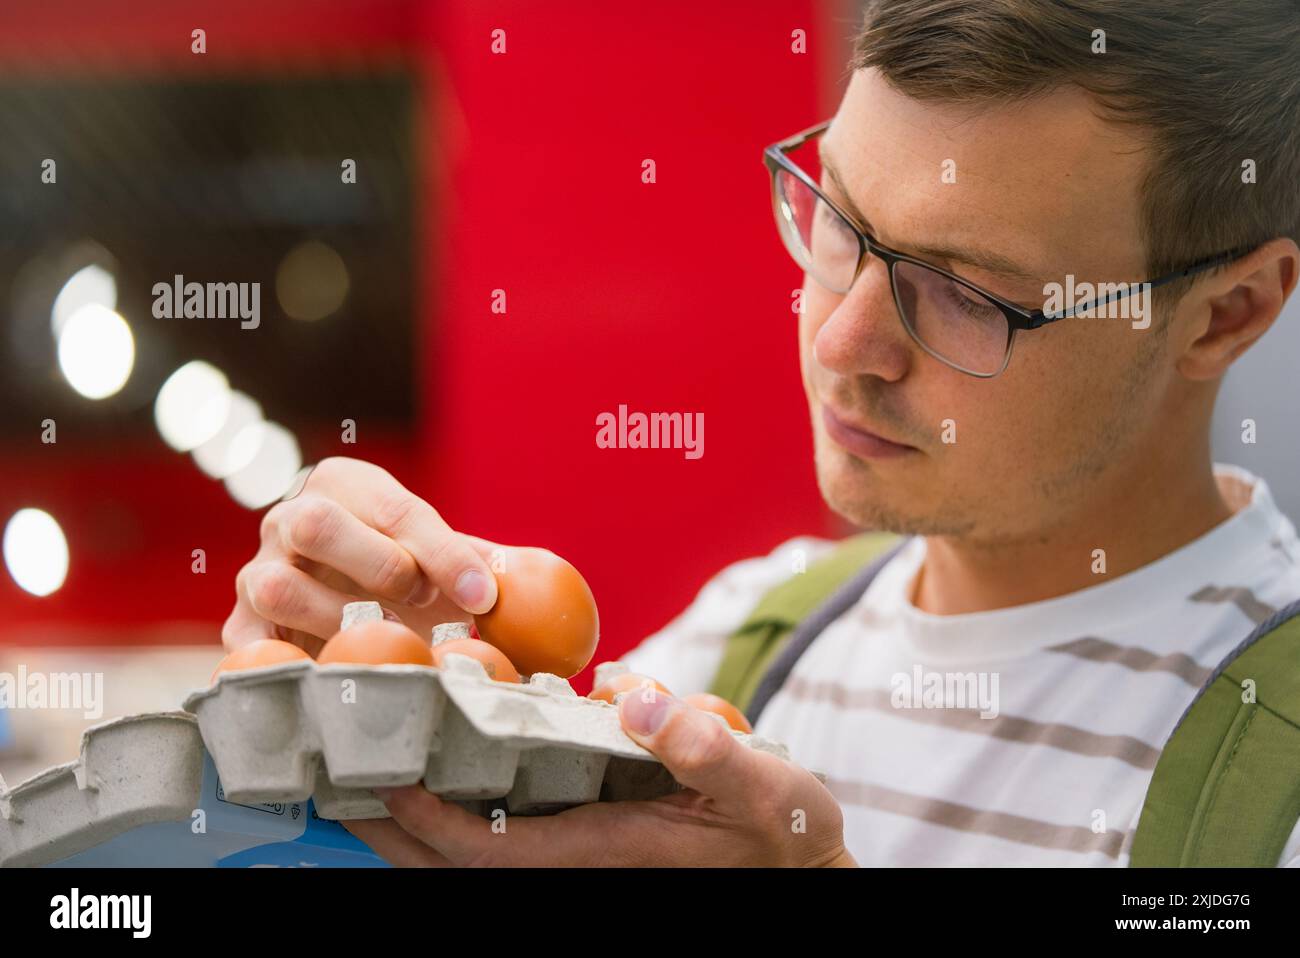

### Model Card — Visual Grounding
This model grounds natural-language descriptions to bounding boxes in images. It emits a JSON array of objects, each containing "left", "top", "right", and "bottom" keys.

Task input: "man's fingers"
[
  {"left": 364, "top": 489, "right": 498, "bottom": 616},
  {"left": 340, "top": 817, "right": 453, "bottom": 867},
  {"left": 219, "top": 598, "right": 274, "bottom": 652},
  {"left": 378, "top": 785, "right": 612, "bottom": 866},
  {"left": 306, "top": 458, "right": 499, "bottom": 616},
  {"left": 377, "top": 786, "right": 509, "bottom": 865},
  {"left": 220, "top": 590, "right": 331, "bottom": 656},
  {"left": 264, "top": 495, "right": 427, "bottom": 605},
  {"left": 618, "top": 693, "right": 768, "bottom": 811},
  {"left": 241, "top": 560, "right": 361, "bottom": 644},
  {"left": 460, "top": 534, "right": 515, "bottom": 563}
]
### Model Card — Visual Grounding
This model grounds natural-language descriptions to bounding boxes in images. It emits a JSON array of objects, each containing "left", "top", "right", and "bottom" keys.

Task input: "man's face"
[{"left": 802, "top": 68, "right": 1173, "bottom": 544}]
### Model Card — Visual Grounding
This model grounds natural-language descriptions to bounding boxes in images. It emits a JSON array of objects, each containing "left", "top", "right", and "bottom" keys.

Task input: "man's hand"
[
  {"left": 342, "top": 691, "right": 856, "bottom": 867},
  {"left": 222, "top": 457, "right": 504, "bottom": 656}
]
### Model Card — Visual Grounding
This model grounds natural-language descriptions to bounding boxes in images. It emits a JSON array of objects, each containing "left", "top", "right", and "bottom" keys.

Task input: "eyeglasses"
[{"left": 763, "top": 119, "right": 1252, "bottom": 378}]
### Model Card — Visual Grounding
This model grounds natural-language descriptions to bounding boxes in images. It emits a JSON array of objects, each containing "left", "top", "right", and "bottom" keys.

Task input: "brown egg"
[
  {"left": 211, "top": 638, "right": 312, "bottom": 683},
  {"left": 318, "top": 620, "right": 434, "bottom": 667},
  {"left": 431, "top": 637, "right": 521, "bottom": 683},
  {"left": 588, "top": 672, "right": 672, "bottom": 704},
  {"left": 683, "top": 692, "right": 753, "bottom": 733},
  {"left": 474, "top": 547, "right": 598, "bottom": 678}
]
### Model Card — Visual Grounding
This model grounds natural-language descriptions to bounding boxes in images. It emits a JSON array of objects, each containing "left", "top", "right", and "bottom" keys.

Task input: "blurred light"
[
  {"left": 276, "top": 240, "right": 349, "bottom": 321},
  {"left": 51, "top": 264, "right": 117, "bottom": 337},
  {"left": 192, "top": 391, "right": 265, "bottom": 479},
  {"left": 223, "top": 422, "right": 303, "bottom": 509},
  {"left": 3, "top": 508, "right": 70, "bottom": 597},
  {"left": 155, "top": 361, "right": 233, "bottom": 452},
  {"left": 225, "top": 419, "right": 268, "bottom": 477},
  {"left": 56, "top": 304, "right": 135, "bottom": 399}
]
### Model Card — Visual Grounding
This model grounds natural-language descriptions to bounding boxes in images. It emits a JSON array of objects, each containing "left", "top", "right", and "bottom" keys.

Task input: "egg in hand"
[{"left": 473, "top": 547, "right": 599, "bottom": 678}]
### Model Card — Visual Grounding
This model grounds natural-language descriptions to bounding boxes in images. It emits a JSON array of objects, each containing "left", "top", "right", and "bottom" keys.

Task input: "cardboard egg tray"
[
  {"left": 181, "top": 653, "right": 793, "bottom": 820},
  {"left": 0, "top": 712, "right": 205, "bottom": 868},
  {"left": 0, "top": 604, "right": 799, "bottom": 866}
]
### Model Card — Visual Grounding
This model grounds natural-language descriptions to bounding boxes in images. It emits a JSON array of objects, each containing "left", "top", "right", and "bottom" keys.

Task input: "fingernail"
[
  {"left": 454, "top": 569, "right": 491, "bottom": 612},
  {"left": 381, "top": 607, "right": 403, "bottom": 623},
  {"left": 621, "top": 691, "right": 676, "bottom": 735}
]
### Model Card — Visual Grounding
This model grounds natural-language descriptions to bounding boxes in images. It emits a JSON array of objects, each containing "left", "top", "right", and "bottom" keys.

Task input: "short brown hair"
[{"left": 850, "top": 0, "right": 1300, "bottom": 306}]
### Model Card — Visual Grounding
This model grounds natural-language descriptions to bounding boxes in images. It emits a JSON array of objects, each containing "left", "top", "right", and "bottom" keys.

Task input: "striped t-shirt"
[{"left": 622, "top": 463, "right": 1300, "bottom": 866}]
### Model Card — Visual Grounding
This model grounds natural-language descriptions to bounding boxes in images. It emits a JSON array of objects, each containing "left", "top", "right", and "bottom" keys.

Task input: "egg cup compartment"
[
  {"left": 309, "top": 775, "right": 501, "bottom": 820},
  {"left": 421, "top": 705, "right": 521, "bottom": 799},
  {"left": 184, "top": 653, "right": 793, "bottom": 821},
  {"left": 311, "top": 773, "right": 389, "bottom": 820},
  {"left": 599, "top": 755, "right": 682, "bottom": 803},
  {"left": 307, "top": 667, "right": 447, "bottom": 786},
  {"left": 506, "top": 747, "right": 609, "bottom": 814},
  {"left": 189, "top": 660, "right": 317, "bottom": 804},
  {"left": 0, "top": 713, "right": 204, "bottom": 868}
]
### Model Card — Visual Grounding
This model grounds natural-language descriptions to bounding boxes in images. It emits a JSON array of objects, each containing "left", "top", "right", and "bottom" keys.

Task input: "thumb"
[{"left": 618, "top": 690, "right": 760, "bottom": 801}]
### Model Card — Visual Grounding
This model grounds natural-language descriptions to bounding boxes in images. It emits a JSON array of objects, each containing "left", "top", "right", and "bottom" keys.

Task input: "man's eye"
[{"left": 942, "top": 281, "right": 1001, "bottom": 320}]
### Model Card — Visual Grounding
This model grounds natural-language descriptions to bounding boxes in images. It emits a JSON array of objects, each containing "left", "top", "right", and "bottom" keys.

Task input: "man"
[{"left": 222, "top": 0, "right": 1300, "bottom": 865}]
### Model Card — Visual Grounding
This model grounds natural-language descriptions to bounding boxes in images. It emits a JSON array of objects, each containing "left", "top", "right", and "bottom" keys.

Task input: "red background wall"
[{"left": 0, "top": 0, "right": 852, "bottom": 690}]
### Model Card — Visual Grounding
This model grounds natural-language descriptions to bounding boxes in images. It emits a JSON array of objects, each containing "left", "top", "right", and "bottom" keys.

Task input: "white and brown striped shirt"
[{"left": 623, "top": 464, "right": 1300, "bottom": 866}]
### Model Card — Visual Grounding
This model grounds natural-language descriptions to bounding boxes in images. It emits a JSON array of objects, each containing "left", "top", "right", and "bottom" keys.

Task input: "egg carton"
[
  {"left": 183, "top": 637, "right": 793, "bottom": 819},
  {"left": 0, "top": 712, "right": 205, "bottom": 868},
  {"left": 0, "top": 607, "right": 800, "bottom": 865}
]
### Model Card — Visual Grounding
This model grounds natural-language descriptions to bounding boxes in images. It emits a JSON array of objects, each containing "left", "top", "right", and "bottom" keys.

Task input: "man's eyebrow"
[{"left": 816, "top": 140, "right": 1041, "bottom": 284}]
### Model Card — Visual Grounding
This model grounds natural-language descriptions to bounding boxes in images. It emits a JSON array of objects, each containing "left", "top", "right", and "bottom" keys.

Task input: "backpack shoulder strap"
[
  {"left": 1130, "top": 598, "right": 1300, "bottom": 867},
  {"left": 707, "top": 531, "right": 906, "bottom": 721}
]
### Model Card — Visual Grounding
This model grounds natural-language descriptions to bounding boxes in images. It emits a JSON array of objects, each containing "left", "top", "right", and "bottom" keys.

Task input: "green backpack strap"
[
  {"left": 707, "top": 531, "right": 901, "bottom": 714},
  {"left": 1130, "top": 599, "right": 1300, "bottom": 867}
]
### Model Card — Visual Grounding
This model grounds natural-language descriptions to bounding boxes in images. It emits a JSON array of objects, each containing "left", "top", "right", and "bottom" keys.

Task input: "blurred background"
[
  {"left": 0, "top": 0, "right": 860, "bottom": 780},
  {"left": 0, "top": 0, "right": 1295, "bottom": 784}
]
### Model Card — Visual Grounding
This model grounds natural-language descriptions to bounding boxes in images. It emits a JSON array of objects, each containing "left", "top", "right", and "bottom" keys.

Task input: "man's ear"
[{"left": 1176, "top": 237, "right": 1300, "bottom": 381}]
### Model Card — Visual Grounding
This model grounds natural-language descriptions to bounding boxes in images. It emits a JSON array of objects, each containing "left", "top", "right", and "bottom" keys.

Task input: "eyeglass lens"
[{"left": 774, "top": 160, "right": 1011, "bottom": 376}]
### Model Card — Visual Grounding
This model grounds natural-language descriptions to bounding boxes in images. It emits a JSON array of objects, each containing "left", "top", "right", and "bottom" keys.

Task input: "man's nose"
[{"left": 811, "top": 254, "right": 911, "bottom": 381}]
